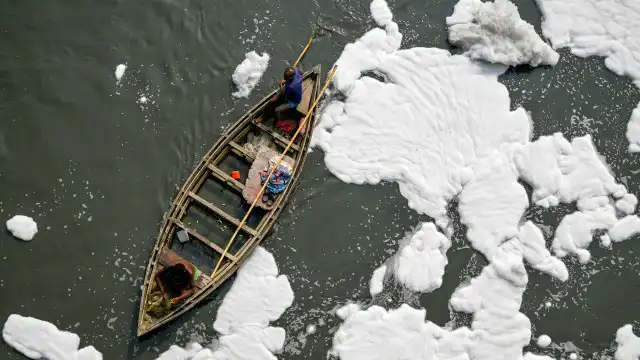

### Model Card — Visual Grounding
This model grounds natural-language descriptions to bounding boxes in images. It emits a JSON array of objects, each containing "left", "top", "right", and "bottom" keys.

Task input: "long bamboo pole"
[
  {"left": 293, "top": 33, "right": 316, "bottom": 68},
  {"left": 211, "top": 65, "right": 338, "bottom": 279},
  {"left": 278, "top": 32, "right": 317, "bottom": 87}
]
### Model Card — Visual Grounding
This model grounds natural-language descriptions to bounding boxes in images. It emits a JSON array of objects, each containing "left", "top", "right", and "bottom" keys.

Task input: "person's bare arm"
[{"left": 171, "top": 289, "right": 194, "bottom": 304}]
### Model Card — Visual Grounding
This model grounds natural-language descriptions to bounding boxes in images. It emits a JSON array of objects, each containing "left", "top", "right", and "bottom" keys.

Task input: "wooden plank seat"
[
  {"left": 296, "top": 78, "right": 314, "bottom": 115},
  {"left": 169, "top": 217, "right": 238, "bottom": 262},
  {"left": 157, "top": 247, "right": 210, "bottom": 289},
  {"left": 242, "top": 147, "right": 295, "bottom": 210},
  {"left": 208, "top": 164, "right": 245, "bottom": 193},
  {"left": 187, "top": 192, "right": 258, "bottom": 236},
  {"left": 254, "top": 121, "right": 300, "bottom": 152}
]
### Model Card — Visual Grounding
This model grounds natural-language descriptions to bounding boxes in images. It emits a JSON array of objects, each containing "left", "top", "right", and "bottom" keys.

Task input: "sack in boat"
[{"left": 146, "top": 291, "right": 172, "bottom": 317}]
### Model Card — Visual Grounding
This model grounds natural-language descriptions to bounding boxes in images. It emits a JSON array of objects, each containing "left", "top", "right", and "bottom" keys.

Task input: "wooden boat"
[{"left": 137, "top": 65, "right": 322, "bottom": 337}]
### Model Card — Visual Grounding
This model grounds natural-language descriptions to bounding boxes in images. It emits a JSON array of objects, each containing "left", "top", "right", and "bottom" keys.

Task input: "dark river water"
[{"left": 1, "top": 0, "right": 639, "bottom": 359}]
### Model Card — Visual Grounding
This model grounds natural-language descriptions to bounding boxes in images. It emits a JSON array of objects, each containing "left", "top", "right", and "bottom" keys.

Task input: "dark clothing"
[
  {"left": 157, "top": 263, "right": 192, "bottom": 298},
  {"left": 283, "top": 68, "right": 303, "bottom": 107},
  {"left": 260, "top": 68, "right": 303, "bottom": 124},
  {"left": 262, "top": 89, "right": 287, "bottom": 121}
]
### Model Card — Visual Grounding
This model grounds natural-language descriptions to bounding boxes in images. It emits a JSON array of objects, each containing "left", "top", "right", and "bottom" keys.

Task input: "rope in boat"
[{"left": 210, "top": 65, "right": 338, "bottom": 279}]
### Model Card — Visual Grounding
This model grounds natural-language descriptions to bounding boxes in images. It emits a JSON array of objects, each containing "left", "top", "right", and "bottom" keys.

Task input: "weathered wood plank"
[
  {"left": 228, "top": 140, "right": 255, "bottom": 162},
  {"left": 296, "top": 79, "right": 314, "bottom": 115},
  {"left": 188, "top": 192, "right": 258, "bottom": 237},
  {"left": 169, "top": 217, "right": 238, "bottom": 262},
  {"left": 208, "top": 164, "right": 245, "bottom": 193},
  {"left": 253, "top": 121, "right": 300, "bottom": 152}
]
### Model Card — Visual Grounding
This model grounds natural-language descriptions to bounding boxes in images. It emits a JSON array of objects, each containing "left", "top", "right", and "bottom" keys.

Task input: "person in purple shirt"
[
  {"left": 257, "top": 66, "right": 303, "bottom": 124},
  {"left": 282, "top": 66, "right": 303, "bottom": 107}
]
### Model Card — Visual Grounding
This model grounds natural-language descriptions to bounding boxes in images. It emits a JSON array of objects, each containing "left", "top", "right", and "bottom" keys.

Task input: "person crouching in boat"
[
  {"left": 146, "top": 260, "right": 200, "bottom": 316},
  {"left": 256, "top": 66, "right": 303, "bottom": 132}
]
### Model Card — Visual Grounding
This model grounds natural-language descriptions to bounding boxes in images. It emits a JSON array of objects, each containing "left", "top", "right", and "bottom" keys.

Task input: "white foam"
[
  {"left": 534, "top": 0, "right": 640, "bottom": 152},
  {"left": 536, "top": 334, "right": 552, "bottom": 348},
  {"left": 155, "top": 343, "right": 213, "bottom": 360},
  {"left": 315, "top": 1, "right": 635, "bottom": 359},
  {"left": 519, "top": 221, "right": 568, "bottom": 281},
  {"left": 511, "top": 132, "right": 637, "bottom": 263},
  {"left": 628, "top": 103, "right": 640, "bottom": 153},
  {"left": 330, "top": 0, "right": 402, "bottom": 94},
  {"left": 569, "top": 353, "right": 578, "bottom": 360},
  {"left": 369, "top": 264, "right": 387, "bottom": 296},
  {"left": 535, "top": 0, "right": 640, "bottom": 84},
  {"left": 332, "top": 239, "right": 554, "bottom": 360},
  {"left": 336, "top": 303, "right": 361, "bottom": 321},
  {"left": 231, "top": 51, "right": 270, "bottom": 98},
  {"left": 600, "top": 234, "right": 612, "bottom": 247},
  {"left": 2, "top": 314, "right": 102, "bottom": 360},
  {"left": 552, "top": 205, "right": 618, "bottom": 263},
  {"left": 447, "top": 0, "right": 559, "bottom": 66},
  {"left": 449, "top": 239, "right": 532, "bottom": 360},
  {"left": 155, "top": 247, "right": 294, "bottom": 360},
  {"left": 138, "top": 96, "right": 148, "bottom": 104},
  {"left": 312, "top": 40, "right": 530, "bottom": 236},
  {"left": 616, "top": 193, "right": 638, "bottom": 215},
  {"left": 330, "top": 303, "right": 472, "bottom": 360},
  {"left": 6, "top": 215, "right": 38, "bottom": 241},
  {"left": 615, "top": 324, "right": 640, "bottom": 360},
  {"left": 306, "top": 324, "right": 317, "bottom": 335},
  {"left": 513, "top": 133, "right": 623, "bottom": 209},
  {"left": 115, "top": 64, "right": 126, "bottom": 81},
  {"left": 609, "top": 215, "right": 640, "bottom": 243},
  {"left": 458, "top": 151, "right": 529, "bottom": 258},
  {"left": 389, "top": 223, "right": 451, "bottom": 293}
]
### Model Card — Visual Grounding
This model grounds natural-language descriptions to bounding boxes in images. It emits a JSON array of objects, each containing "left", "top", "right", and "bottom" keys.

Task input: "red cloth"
[{"left": 276, "top": 119, "right": 297, "bottom": 133}]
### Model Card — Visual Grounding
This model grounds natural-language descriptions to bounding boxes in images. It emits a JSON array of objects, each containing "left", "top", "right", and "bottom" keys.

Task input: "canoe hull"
[{"left": 137, "top": 65, "right": 322, "bottom": 337}]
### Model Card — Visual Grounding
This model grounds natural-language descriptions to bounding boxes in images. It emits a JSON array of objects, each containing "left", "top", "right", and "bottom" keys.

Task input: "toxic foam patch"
[
  {"left": 313, "top": 0, "right": 639, "bottom": 359},
  {"left": 535, "top": 0, "right": 640, "bottom": 152},
  {"left": 231, "top": 51, "right": 270, "bottom": 98},
  {"left": 447, "top": 0, "right": 559, "bottom": 66}
]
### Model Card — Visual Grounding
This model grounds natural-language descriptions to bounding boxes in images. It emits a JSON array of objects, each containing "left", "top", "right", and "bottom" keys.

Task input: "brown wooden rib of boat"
[{"left": 137, "top": 65, "right": 322, "bottom": 337}]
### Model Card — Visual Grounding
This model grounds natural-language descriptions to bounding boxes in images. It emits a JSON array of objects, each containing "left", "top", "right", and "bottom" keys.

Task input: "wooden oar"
[
  {"left": 280, "top": 31, "right": 317, "bottom": 86},
  {"left": 211, "top": 65, "right": 338, "bottom": 279},
  {"left": 294, "top": 32, "right": 316, "bottom": 68}
]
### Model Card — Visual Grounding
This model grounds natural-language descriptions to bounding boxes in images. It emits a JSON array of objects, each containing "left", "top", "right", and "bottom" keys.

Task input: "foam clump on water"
[
  {"left": 332, "top": 246, "right": 554, "bottom": 360},
  {"left": 331, "top": 0, "right": 402, "bottom": 94},
  {"left": 314, "top": 0, "right": 636, "bottom": 359},
  {"left": 115, "top": 64, "right": 126, "bottom": 81},
  {"left": 2, "top": 314, "right": 102, "bottom": 360},
  {"left": 446, "top": 0, "right": 559, "bottom": 66},
  {"left": 6, "top": 215, "right": 38, "bottom": 241},
  {"left": 534, "top": 0, "right": 640, "bottom": 152},
  {"left": 608, "top": 215, "right": 640, "bottom": 243},
  {"left": 369, "top": 264, "right": 387, "bottom": 296},
  {"left": 518, "top": 221, "right": 568, "bottom": 281},
  {"left": 231, "top": 51, "right": 270, "bottom": 98},
  {"left": 628, "top": 104, "right": 640, "bottom": 153},
  {"left": 513, "top": 133, "right": 638, "bottom": 263},
  {"left": 536, "top": 334, "right": 552, "bottom": 348},
  {"left": 155, "top": 247, "right": 294, "bottom": 360},
  {"left": 615, "top": 324, "right": 640, "bottom": 360},
  {"left": 369, "top": 223, "right": 451, "bottom": 295}
]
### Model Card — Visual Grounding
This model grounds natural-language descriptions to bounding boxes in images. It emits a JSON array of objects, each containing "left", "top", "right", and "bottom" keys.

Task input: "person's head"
[
  {"left": 168, "top": 263, "right": 191, "bottom": 288},
  {"left": 283, "top": 67, "right": 295, "bottom": 83}
]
